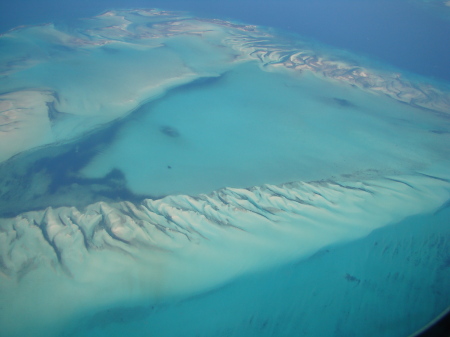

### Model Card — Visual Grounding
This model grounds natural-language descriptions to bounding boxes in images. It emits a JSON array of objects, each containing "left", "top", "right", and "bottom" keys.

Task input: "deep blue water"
[{"left": 1, "top": 0, "right": 450, "bottom": 81}]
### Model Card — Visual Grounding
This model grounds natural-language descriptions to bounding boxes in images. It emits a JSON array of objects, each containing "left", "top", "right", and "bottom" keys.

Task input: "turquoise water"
[
  {"left": 81, "top": 61, "right": 449, "bottom": 197},
  {"left": 65, "top": 206, "right": 450, "bottom": 337},
  {"left": 0, "top": 7, "right": 449, "bottom": 337}
]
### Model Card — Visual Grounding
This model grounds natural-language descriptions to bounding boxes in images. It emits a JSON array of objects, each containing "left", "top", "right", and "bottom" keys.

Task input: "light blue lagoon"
[{"left": 82, "top": 61, "right": 449, "bottom": 197}]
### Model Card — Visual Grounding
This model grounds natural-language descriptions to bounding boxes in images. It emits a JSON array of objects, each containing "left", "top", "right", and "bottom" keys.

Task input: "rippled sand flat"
[{"left": 0, "top": 9, "right": 449, "bottom": 337}]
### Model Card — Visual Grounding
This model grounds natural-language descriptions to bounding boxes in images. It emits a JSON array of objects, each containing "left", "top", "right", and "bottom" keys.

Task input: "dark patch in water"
[
  {"left": 0, "top": 107, "right": 152, "bottom": 217},
  {"left": 344, "top": 273, "right": 361, "bottom": 284},
  {"left": 333, "top": 97, "right": 355, "bottom": 108},
  {"left": 430, "top": 129, "right": 449, "bottom": 134},
  {"left": 160, "top": 125, "right": 180, "bottom": 138},
  {"left": 46, "top": 101, "right": 71, "bottom": 123},
  {"left": 318, "top": 96, "right": 357, "bottom": 109},
  {"left": 178, "top": 74, "right": 224, "bottom": 90},
  {"left": 85, "top": 305, "right": 155, "bottom": 330},
  {"left": 155, "top": 73, "right": 226, "bottom": 102}
]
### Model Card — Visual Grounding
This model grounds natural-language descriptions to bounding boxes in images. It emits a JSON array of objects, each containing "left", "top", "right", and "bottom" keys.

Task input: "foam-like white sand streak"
[
  {"left": 221, "top": 29, "right": 450, "bottom": 114},
  {"left": 0, "top": 173, "right": 449, "bottom": 337}
]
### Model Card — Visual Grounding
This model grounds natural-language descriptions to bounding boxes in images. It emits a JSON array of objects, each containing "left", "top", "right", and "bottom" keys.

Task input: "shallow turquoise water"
[
  {"left": 81, "top": 61, "right": 449, "bottom": 197},
  {"left": 0, "top": 8, "right": 449, "bottom": 337},
  {"left": 64, "top": 206, "right": 450, "bottom": 337}
]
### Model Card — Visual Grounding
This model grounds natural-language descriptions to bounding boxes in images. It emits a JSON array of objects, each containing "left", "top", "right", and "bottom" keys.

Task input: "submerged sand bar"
[
  {"left": 0, "top": 9, "right": 449, "bottom": 162},
  {"left": 0, "top": 8, "right": 449, "bottom": 337}
]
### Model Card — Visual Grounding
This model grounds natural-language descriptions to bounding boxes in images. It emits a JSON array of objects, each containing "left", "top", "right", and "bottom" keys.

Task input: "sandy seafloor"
[{"left": 0, "top": 1, "right": 450, "bottom": 337}]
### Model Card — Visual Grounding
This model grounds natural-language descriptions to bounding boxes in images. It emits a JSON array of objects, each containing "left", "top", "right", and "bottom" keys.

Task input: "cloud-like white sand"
[
  {"left": 0, "top": 8, "right": 449, "bottom": 337},
  {"left": 1, "top": 174, "right": 449, "bottom": 336}
]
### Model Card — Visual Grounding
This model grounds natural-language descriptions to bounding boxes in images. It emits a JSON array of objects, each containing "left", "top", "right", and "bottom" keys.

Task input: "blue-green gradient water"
[
  {"left": 1, "top": 0, "right": 450, "bottom": 81},
  {"left": 0, "top": 2, "right": 449, "bottom": 337}
]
